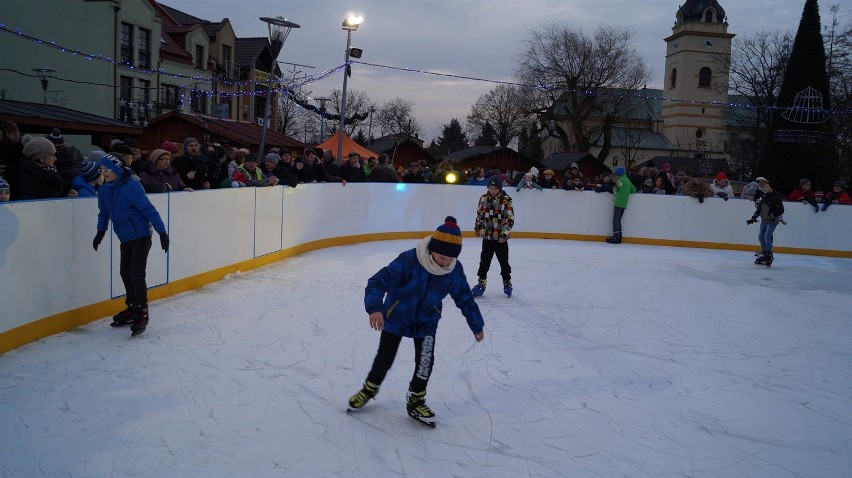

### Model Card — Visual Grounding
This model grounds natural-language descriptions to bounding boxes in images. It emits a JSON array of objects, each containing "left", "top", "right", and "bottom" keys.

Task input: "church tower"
[{"left": 661, "top": 0, "right": 735, "bottom": 157}]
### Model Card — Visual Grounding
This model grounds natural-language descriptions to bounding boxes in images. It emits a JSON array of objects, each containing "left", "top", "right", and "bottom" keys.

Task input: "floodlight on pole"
[
  {"left": 258, "top": 16, "right": 300, "bottom": 160},
  {"left": 336, "top": 13, "right": 363, "bottom": 164},
  {"left": 32, "top": 68, "right": 56, "bottom": 104}
]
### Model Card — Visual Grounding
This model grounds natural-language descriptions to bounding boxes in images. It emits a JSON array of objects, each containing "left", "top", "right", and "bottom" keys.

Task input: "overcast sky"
[{"left": 163, "top": 0, "right": 845, "bottom": 143}]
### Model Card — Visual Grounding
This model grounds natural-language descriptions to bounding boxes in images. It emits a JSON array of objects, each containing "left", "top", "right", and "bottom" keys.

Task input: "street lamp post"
[
  {"left": 32, "top": 68, "right": 56, "bottom": 104},
  {"left": 258, "top": 16, "right": 299, "bottom": 159},
  {"left": 336, "top": 14, "right": 363, "bottom": 163}
]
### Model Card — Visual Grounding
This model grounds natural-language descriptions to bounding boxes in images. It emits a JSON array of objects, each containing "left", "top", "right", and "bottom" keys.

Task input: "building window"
[
  {"left": 120, "top": 23, "right": 134, "bottom": 65},
  {"left": 195, "top": 45, "right": 205, "bottom": 70},
  {"left": 138, "top": 28, "right": 151, "bottom": 69},
  {"left": 669, "top": 68, "right": 677, "bottom": 88},
  {"left": 222, "top": 45, "right": 232, "bottom": 76},
  {"left": 698, "top": 67, "right": 712, "bottom": 87},
  {"left": 704, "top": 10, "right": 715, "bottom": 23},
  {"left": 119, "top": 75, "right": 133, "bottom": 120},
  {"left": 190, "top": 88, "right": 208, "bottom": 114},
  {"left": 161, "top": 84, "right": 179, "bottom": 109}
]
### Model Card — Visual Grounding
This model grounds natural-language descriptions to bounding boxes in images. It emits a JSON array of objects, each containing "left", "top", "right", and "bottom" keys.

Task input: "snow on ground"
[{"left": 1, "top": 239, "right": 850, "bottom": 478}]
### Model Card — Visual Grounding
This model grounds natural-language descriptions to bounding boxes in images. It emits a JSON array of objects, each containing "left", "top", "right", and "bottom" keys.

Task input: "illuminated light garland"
[
  {"left": 0, "top": 23, "right": 254, "bottom": 86},
  {"left": 5, "top": 21, "right": 848, "bottom": 116},
  {"left": 352, "top": 60, "right": 852, "bottom": 116}
]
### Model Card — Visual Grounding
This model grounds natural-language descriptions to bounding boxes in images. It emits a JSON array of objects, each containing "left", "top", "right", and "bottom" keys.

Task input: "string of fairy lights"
[{"left": 2, "top": 22, "right": 850, "bottom": 118}]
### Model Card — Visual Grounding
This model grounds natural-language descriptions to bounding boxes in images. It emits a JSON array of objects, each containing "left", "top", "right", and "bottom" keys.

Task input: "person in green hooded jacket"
[{"left": 606, "top": 166, "right": 636, "bottom": 244}]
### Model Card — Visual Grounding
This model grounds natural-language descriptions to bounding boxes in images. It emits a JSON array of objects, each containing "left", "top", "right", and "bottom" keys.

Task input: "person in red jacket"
[
  {"left": 788, "top": 178, "right": 819, "bottom": 213},
  {"left": 821, "top": 181, "right": 851, "bottom": 211}
]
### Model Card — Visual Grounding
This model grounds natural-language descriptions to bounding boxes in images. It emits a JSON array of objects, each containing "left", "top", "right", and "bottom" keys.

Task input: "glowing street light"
[{"left": 336, "top": 13, "right": 363, "bottom": 164}]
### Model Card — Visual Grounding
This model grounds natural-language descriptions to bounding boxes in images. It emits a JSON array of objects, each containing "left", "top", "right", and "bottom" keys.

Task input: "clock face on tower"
[{"left": 704, "top": 39, "right": 714, "bottom": 48}]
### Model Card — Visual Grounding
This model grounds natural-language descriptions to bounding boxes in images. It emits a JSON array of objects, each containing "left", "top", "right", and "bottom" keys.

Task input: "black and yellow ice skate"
[
  {"left": 347, "top": 380, "right": 379, "bottom": 411},
  {"left": 406, "top": 389, "right": 436, "bottom": 428}
]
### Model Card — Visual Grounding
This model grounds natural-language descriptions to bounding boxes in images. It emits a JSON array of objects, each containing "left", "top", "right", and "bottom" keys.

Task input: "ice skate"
[
  {"left": 503, "top": 279, "right": 513, "bottom": 298},
  {"left": 110, "top": 306, "right": 134, "bottom": 327},
  {"left": 348, "top": 380, "right": 379, "bottom": 410},
  {"left": 471, "top": 278, "right": 486, "bottom": 297},
  {"left": 130, "top": 305, "right": 148, "bottom": 337},
  {"left": 754, "top": 251, "right": 767, "bottom": 265},
  {"left": 406, "top": 389, "right": 436, "bottom": 427},
  {"left": 764, "top": 251, "right": 774, "bottom": 268},
  {"left": 605, "top": 232, "right": 622, "bottom": 244}
]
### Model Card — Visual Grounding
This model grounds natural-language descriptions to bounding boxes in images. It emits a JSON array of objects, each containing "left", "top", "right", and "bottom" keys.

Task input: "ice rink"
[{"left": 1, "top": 239, "right": 850, "bottom": 478}]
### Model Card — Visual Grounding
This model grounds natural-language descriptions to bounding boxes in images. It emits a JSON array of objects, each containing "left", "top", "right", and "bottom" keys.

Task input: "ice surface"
[{"left": 1, "top": 239, "right": 850, "bottom": 477}]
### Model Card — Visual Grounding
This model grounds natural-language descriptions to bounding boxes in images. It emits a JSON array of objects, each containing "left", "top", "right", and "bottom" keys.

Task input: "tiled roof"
[
  {"left": 589, "top": 127, "right": 675, "bottom": 150},
  {"left": 443, "top": 146, "right": 503, "bottom": 163},
  {"left": 540, "top": 152, "right": 597, "bottom": 171},
  {"left": 159, "top": 4, "right": 207, "bottom": 25},
  {"left": 0, "top": 99, "right": 142, "bottom": 135},
  {"left": 149, "top": 111, "right": 307, "bottom": 150},
  {"left": 234, "top": 37, "right": 269, "bottom": 66}
]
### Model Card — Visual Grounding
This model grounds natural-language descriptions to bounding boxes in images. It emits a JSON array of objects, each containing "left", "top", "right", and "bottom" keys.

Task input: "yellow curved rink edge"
[{"left": 1, "top": 232, "right": 849, "bottom": 354}]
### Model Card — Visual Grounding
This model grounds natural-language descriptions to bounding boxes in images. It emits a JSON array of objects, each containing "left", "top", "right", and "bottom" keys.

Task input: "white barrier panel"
[{"left": 1, "top": 186, "right": 851, "bottom": 349}]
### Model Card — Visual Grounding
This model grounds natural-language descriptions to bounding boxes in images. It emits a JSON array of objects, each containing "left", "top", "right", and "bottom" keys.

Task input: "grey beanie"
[
  {"left": 22, "top": 135, "right": 57, "bottom": 160},
  {"left": 183, "top": 137, "right": 200, "bottom": 153},
  {"left": 265, "top": 152, "right": 280, "bottom": 165},
  {"left": 87, "top": 150, "right": 107, "bottom": 162}
]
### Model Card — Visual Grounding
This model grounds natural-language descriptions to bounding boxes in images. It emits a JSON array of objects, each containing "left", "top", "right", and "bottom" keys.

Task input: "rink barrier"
[{"left": 1, "top": 184, "right": 850, "bottom": 354}]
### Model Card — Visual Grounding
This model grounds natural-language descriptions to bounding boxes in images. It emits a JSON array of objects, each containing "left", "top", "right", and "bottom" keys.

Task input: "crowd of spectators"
[{"left": 0, "top": 120, "right": 849, "bottom": 212}]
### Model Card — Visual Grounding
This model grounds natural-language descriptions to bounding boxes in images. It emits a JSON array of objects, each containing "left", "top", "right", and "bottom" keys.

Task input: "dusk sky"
[{"left": 163, "top": 0, "right": 844, "bottom": 142}]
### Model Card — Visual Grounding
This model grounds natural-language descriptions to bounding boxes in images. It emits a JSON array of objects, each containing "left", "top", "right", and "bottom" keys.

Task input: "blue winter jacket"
[
  {"left": 72, "top": 175, "right": 97, "bottom": 197},
  {"left": 365, "top": 248, "right": 484, "bottom": 338},
  {"left": 97, "top": 171, "right": 166, "bottom": 242}
]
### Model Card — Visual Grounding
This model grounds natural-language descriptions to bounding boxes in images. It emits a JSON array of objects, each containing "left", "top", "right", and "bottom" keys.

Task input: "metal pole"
[
  {"left": 258, "top": 72, "right": 274, "bottom": 158},
  {"left": 336, "top": 30, "right": 352, "bottom": 163}
]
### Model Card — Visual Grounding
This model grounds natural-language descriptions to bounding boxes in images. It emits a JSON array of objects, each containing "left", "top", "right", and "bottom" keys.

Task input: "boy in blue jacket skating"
[
  {"left": 93, "top": 154, "right": 169, "bottom": 337},
  {"left": 348, "top": 216, "right": 485, "bottom": 425}
]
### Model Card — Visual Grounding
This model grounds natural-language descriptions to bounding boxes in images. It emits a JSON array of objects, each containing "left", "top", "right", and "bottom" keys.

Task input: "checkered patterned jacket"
[{"left": 474, "top": 190, "right": 514, "bottom": 241}]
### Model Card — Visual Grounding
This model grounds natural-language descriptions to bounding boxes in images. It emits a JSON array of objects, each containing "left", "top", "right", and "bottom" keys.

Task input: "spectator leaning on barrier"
[
  {"left": 539, "top": 169, "right": 560, "bottom": 189},
  {"left": 594, "top": 173, "right": 613, "bottom": 193},
  {"left": 369, "top": 153, "right": 400, "bottom": 183},
  {"left": 17, "top": 135, "right": 78, "bottom": 200},
  {"left": 821, "top": 181, "right": 850, "bottom": 210},
  {"left": 72, "top": 160, "right": 104, "bottom": 197},
  {"left": 683, "top": 176, "right": 713, "bottom": 203},
  {"left": 237, "top": 154, "right": 279, "bottom": 187},
  {"left": 788, "top": 178, "right": 820, "bottom": 213},
  {"left": 173, "top": 137, "right": 210, "bottom": 190},
  {"left": 93, "top": 154, "right": 169, "bottom": 337},
  {"left": 139, "top": 149, "right": 189, "bottom": 193},
  {"left": 710, "top": 171, "right": 734, "bottom": 201}
]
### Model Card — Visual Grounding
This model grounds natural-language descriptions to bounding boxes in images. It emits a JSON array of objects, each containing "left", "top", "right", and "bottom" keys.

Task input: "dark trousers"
[
  {"left": 119, "top": 236, "right": 152, "bottom": 307},
  {"left": 612, "top": 206, "right": 626, "bottom": 234},
  {"left": 366, "top": 331, "right": 435, "bottom": 393},
  {"left": 477, "top": 238, "right": 511, "bottom": 281}
]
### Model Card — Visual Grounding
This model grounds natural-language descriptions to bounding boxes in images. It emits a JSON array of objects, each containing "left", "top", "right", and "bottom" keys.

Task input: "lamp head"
[
  {"left": 347, "top": 47, "right": 363, "bottom": 59},
  {"left": 259, "top": 17, "right": 300, "bottom": 57},
  {"left": 342, "top": 14, "right": 363, "bottom": 31}
]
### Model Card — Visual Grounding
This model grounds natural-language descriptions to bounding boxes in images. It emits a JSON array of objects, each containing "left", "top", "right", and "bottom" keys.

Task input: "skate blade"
[
  {"left": 110, "top": 321, "right": 132, "bottom": 327},
  {"left": 408, "top": 411, "right": 436, "bottom": 428},
  {"left": 130, "top": 328, "right": 147, "bottom": 338}
]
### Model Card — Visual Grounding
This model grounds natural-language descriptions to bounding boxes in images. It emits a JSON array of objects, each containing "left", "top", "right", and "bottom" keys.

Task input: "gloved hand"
[
  {"left": 93, "top": 230, "right": 106, "bottom": 251},
  {"left": 746, "top": 218, "right": 757, "bottom": 225},
  {"left": 160, "top": 232, "right": 170, "bottom": 253},
  {"left": 716, "top": 191, "right": 729, "bottom": 201},
  {"left": 698, "top": 195, "right": 704, "bottom": 204}
]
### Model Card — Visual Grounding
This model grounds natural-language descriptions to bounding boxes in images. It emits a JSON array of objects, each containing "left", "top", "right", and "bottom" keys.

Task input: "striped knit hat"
[{"left": 428, "top": 216, "right": 463, "bottom": 258}]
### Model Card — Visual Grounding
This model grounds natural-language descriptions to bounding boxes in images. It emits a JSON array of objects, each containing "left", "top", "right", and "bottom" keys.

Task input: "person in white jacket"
[{"left": 710, "top": 171, "right": 734, "bottom": 201}]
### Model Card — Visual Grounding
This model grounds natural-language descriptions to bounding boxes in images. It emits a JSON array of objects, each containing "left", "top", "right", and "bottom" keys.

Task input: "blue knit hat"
[
  {"left": 614, "top": 167, "right": 626, "bottom": 176},
  {"left": 99, "top": 153, "right": 124, "bottom": 176},
  {"left": 487, "top": 175, "right": 503, "bottom": 190},
  {"left": 80, "top": 160, "right": 101, "bottom": 182},
  {"left": 428, "top": 216, "right": 463, "bottom": 258}
]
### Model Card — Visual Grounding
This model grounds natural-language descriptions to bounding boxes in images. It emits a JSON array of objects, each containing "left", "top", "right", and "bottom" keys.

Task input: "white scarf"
[{"left": 416, "top": 237, "right": 456, "bottom": 276}]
